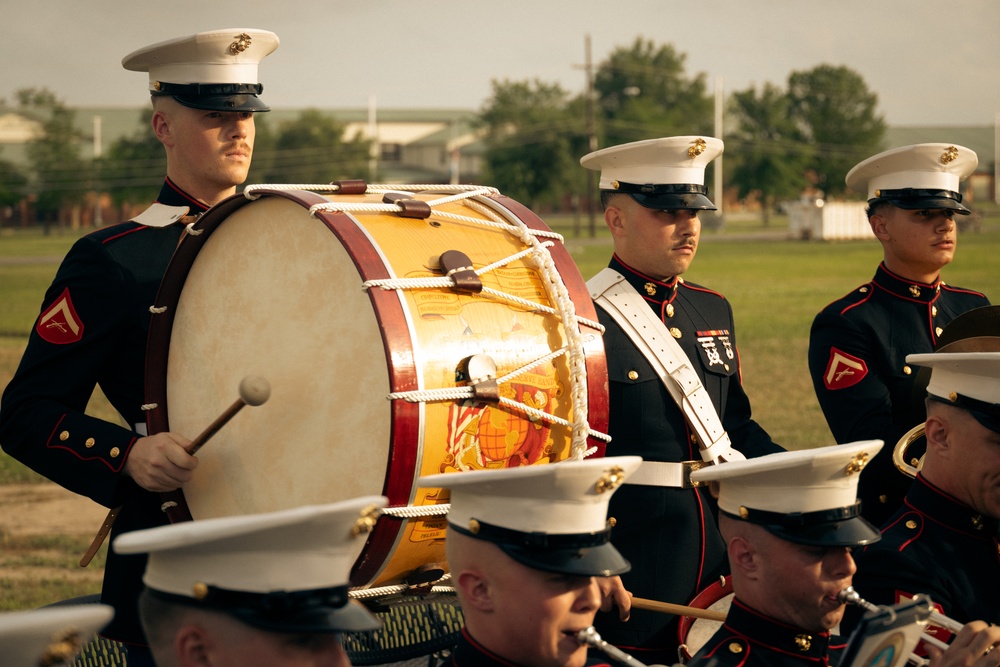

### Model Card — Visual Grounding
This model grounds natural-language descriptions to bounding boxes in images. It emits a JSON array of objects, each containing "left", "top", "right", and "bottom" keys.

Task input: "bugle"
[
  {"left": 838, "top": 586, "right": 964, "bottom": 655},
  {"left": 892, "top": 424, "right": 925, "bottom": 479},
  {"left": 577, "top": 627, "right": 651, "bottom": 667}
]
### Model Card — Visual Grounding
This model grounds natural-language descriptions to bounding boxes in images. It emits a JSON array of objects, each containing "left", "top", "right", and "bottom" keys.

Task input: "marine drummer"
[
  {"left": 0, "top": 28, "right": 278, "bottom": 664},
  {"left": 419, "top": 456, "right": 642, "bottom": 667},
  {"left": 808, "top": 143, "right": 989, "bottom": 527},
  {"left": 581, "top": 136, "right": 783, "bottom": 663}
]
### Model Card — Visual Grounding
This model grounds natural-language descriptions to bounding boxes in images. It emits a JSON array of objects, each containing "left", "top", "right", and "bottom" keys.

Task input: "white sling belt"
[{"left": 588, "top": 268, "right": 744, "bottom": 487}]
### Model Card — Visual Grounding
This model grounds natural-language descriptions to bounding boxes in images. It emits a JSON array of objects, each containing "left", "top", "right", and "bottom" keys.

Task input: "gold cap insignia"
[
  {"left": 595, "top": 465, "right": 626, "bottom": 494},
  {"left": 688, "top": 138, "right": 708, "bottom": 158},
  {"left": 644, "top": 282, "right": 657, "bottom": 296},
  {"left": 940, "top": 146, "right": 959, "bottom": 164},
  {"left": 230, "top": 33, "right": 253, "bottom": 55},
  {"left": 351, "top": 504, "right": 381, "bottom": 538},
  {"left": 845, "top": 452, "right": 869, "bottom": 476}
]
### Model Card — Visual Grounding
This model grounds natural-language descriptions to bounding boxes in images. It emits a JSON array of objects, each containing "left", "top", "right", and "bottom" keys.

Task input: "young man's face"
[
  {"left": 872, "top": 206, "right": 958, "bottom": 280},
  {"left": 153, "top": 98, "right": 256, "bottom": 204},
  {"left": 199, "top": 624, "right": 350, "bottom": 667},
  {"left": 605, "top": 196, "right": 700, "bottom": 280},
  {"left": 485, "top": 556, "right": 602, "bottom": 667},
  {"left": 754, "top": 531, "right": 857, "bottom": 633}
]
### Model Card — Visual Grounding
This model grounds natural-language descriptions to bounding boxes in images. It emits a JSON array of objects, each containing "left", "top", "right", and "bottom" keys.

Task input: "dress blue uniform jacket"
[
  {"left": 592, "top": 256, "right": 781, "bottom": 664},
  {"left": 843, "top": 475, "right": 1000, "bottom": 639},
  {"left": 0, "top": 180, "right": 208, "bottom": 645},
  {"left": 808, "top": 263, "right": 988, "bottom": 526},
  {"left": 687, "top": 599, "right": 845, "bottom": 667}
]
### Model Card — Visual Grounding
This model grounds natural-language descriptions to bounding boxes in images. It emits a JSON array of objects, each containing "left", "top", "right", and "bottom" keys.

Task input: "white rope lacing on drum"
[
  {"left": 349, "top": 572, "right": 455, "bottom": 600},
  {"left": 238, "top": 183, "right": 606, "bottom": 458},
  {"left": 363, "top": 243, "right": 603, "bottom": 331},
  {"left": 242, "top": 183, "right": 353, "bottom": 199},
  {"left": 379, "top": 504, "right": 450, "bottom": 518}
]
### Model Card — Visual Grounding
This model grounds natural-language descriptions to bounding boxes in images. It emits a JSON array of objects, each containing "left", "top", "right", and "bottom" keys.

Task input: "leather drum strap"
[{"left": 588, "top": 268, "right": 744, "bottom": 466}]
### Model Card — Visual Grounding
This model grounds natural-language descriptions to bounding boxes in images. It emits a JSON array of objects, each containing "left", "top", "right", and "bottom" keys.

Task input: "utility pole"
[
  {"left": 584, "top": 33, "right": 597, "bottom": 238},
  {"left": 713, "top": 77, "right": 724, "bottom": 219},
  {"left": 368, "top": 94, "right": 378, "bottom": 183}
]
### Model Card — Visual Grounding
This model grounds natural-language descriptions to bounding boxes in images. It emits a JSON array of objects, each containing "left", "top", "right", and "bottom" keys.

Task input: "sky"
[{"left": 3, "top": 0, "right": 999, "bottom": 127}]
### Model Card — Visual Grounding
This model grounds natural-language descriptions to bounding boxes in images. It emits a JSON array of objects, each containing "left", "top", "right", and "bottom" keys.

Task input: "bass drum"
[
  {"left": 677, "top": 575, "right": 733, "bottom": 662},
  {"left": 144, "top": 181, "right": 608, "bottom": 590}
]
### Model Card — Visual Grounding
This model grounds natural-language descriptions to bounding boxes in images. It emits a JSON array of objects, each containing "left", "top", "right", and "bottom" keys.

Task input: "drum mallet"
[{"left": 79, "top": 376, "right": 271, "bottom": 567}]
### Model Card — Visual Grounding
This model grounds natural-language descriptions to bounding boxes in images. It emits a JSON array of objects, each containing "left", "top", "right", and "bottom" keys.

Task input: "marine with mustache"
[
  {"left": 808, "top": 143, "right": 989, "bottom": 528},
  {"left": 0, "top": 28, "right": 278, "bottom": 666},
  {"left": 581, "top": 137, "right": 782, "bottom": 665}
]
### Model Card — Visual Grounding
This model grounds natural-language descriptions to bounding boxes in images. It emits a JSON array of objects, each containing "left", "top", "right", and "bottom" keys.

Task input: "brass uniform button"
[
  {"left": 85, "top": 437, "right": 95, "bottom": 448},
  {"left": 879, "top": 494, "right": 888, "bottom": 503},
  {"left": 609, "top": 517, "right": 617, "bottom": 527},
  {"left": 628, "top": 370, "right": 639, "bottom": 380},
  {"left": 665, "top": 303, "right": 675, "bottom": 318},
  {"left": 468, "top": 519, "right": 481, "bottom": 535},
  {"left": 109, "top": 447, "right": 120, "bottom": 458},
  {"left": 670, "top": 327, "right": 682, "bottom": 339},
  {"left": 738, "top": 506, "right": 749, "bottom": 520},
  {"left": 859, "top": 286, "right": 869, "bottom": 293},
  {"left": 690, "top": 434, "right": 698, "bottom": 444},
  {"left": 935, "top": 327, "right": 943, "bottom": 337},
  {"left": 59, "top": 431, "right": 70, "bottom": 441},
  {"left": 902, "top": 366, "right": 911, "bottom": 376},
  {"left": 932, "top": 306, "right": 938, "bottom": 317},
  {"left": 729, "top": 642, "right": 743, "bottom": 654},
  {"left": 192, "top": 582, "right": 209, "bottom": 600},
  {"left": 905, "top": 520, "right": 917, "bottom": 529}
]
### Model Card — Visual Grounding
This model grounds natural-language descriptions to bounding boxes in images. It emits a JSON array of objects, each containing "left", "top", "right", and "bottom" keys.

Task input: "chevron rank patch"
[
  {"left": 36, "top": 288, "right": 84, "bottom": 344},
  {"left": 823, "top": 347, "right": 868, "bottom": 390}
]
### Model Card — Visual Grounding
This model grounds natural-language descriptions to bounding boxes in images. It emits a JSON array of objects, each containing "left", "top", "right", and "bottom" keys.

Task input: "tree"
[
  {"left": 18, "top": 88, "right": 89, "bottom": 225},
  {"left": 727, "top": 83, "right": 815, "bottom": 225},
  {"left": 477, "top": 79, "right": 577, "bottom": 210},
  {"left": 0, "top": 155, "right": 28, "bottom": 211},
  {"left": 260, "top": 109, "right": 369, "bottom": 184},
  {"left": 594, "top": 38, "right": 713, "bottom": 146},
  {"left": 786, "top": 65, "right": 886, "bottom": 197},
  {"left": 98, "top": 108, "right": 164, "bottom": 208}
]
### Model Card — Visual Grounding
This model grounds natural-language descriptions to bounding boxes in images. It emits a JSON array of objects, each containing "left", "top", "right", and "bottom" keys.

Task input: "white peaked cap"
[
  {"left": 0, "top": 605, "right": 113, "bottom": 667},
  {"left": 123, "top": 28, "right": 278, "bottom": 87},
  {"left": 114, "top": 497, "right": 387, "bottom": 633},
  {"left": 845, "top": 143, "right": 977, "bottom": 212},
  {"left": 581, "top": 136, "right": 723, "bottom": 189},
  {"left": 691, "top": 441, "right": 884, "bottom": 546},
  {"left": 420, "top": 456, "right": 641, "bottom": 576},
  {"left": 908, "top": 351, "right": 1000, "bottom": 433}
]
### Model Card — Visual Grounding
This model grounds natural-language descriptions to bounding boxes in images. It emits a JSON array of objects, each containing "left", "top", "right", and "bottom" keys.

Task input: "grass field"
[{"left": 1, "top": 207, "right": 999, "bottom": 609}]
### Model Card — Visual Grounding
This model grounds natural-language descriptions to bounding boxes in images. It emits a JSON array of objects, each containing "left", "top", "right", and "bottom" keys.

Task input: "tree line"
[{"left": 0, "top": 37, "right": 885, "bottom": 229}]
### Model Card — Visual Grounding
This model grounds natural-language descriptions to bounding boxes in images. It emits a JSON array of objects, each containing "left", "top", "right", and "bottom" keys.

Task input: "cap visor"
[
  {"left": 763, "top": 515, "right": 880, "bottom": 548},
  {"left": 169, "top": 93, "right": 270, "bottom": 112},
  {"left": 629, "top": 192, "right": 717, "bottom": 211},
  {"left": 498, "top": 542, "right": 631, "bottom": 577},
  {"left": 234, "top": 599, "right": 381, "bottom": 634},
  {"left": 885, "top": 197, "right": 970, "bottom": 214}
]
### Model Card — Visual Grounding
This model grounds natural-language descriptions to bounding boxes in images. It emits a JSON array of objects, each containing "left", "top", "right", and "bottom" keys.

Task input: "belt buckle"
[{"left": 682, "top": 460, "right": 708, "bottom": 489}]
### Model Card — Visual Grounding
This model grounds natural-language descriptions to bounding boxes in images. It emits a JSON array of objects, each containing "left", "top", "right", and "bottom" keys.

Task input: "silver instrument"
[{"left": 577, "top": 626, "right": 652, "bottom": 667}]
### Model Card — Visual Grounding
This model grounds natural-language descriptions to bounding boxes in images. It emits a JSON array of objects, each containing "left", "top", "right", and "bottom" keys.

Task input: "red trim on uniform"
[
  {"left": 45, "top": 414, "right": 68, "bottom": 447},
  {"left": 837, "top": 287, "right": 874, "bottom": 315},
  {"left": 681, "top": 282, "right": 726, "bottom": 299},
  {"left": 160, "top": 177, "right": 210, "bottom": 212},
  {"left": 101, "top": 226, "right": 147, "bottom": 245}
]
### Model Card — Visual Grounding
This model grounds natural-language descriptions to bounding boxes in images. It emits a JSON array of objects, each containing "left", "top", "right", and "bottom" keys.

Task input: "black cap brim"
[
  {"left": 762, "top": 515, "right": 880, "bottom": 548},
  {"left": 168, "top": 93, "right": 270, "bottom": 113},
  {"left": 629, "top": 192, "right": 717, "bottom": 211},
  {"left": 498, "top": 541, "right": 631, "bottom": 577},
  {"left": 875, "top": 196, "right": 970, "bottom": 215},
  {"left": 232, "top": 598, "right": 381, "bottom": 634}
]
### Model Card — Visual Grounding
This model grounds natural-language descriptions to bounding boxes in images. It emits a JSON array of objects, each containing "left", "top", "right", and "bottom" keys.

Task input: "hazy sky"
[{"left": 3, "top": 0, "right": 999, "bottom": 127}]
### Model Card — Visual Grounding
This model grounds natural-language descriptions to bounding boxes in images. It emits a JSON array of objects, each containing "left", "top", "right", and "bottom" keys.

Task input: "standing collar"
[
  {"left": 156, "top": 178, "right": 212, "bottom": 214},
  {"left": 609, "top": 255, "right": 681, "bottom": 304},
  {"left": 724, "top": 598, "right": 832, "bottom": 661},
  {"left": 872, "top": 263, "right": 942, "bottom": 303},
  {"left": 906, "top": 475, "right": 999, "bottom": 538}
]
